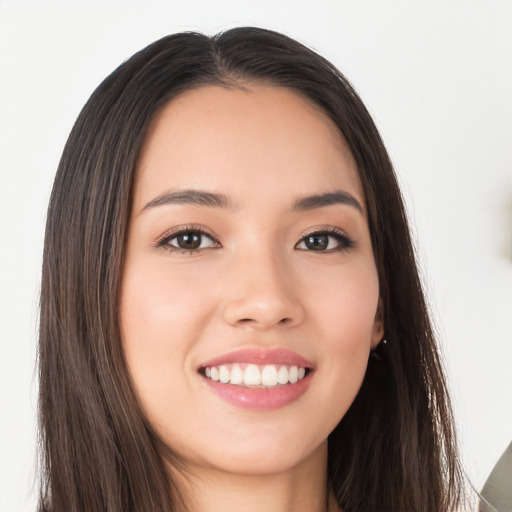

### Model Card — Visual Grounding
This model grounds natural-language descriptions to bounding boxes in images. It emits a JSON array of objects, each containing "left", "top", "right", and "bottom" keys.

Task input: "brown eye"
[
  {"left": 295, "top": 230, "right": 354, "bottom": 252},
  {"left": 173, "top": 232, "right": 203, "bottom": 250},
  {"left": 158, "top": 229, "right": 219, "bottom": 253},
  {"left": 303, "top": 234, "right": 329, "bottom": 250}
]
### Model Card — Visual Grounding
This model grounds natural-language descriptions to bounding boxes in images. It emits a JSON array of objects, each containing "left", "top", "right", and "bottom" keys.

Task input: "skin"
[{"left": 120, "top": 85, "right": 384, "bottom": 512}]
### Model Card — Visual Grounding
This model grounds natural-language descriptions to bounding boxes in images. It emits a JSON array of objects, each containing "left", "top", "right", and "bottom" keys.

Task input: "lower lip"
[{"left": 202, "top": 373, "right": 312, "bottom": 410}]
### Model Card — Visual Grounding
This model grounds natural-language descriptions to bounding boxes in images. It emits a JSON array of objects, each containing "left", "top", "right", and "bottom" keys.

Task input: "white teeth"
[
  {"left": 203, "top": 363, "right": 308, "bottom": 387},
  {"left": 289, "top": 366, "right": 299, "bottom": 384},
  {"left": 210, "top": 367, "right": 219, "bottom": 381},
  {"left": 243, "top": 364, "right": 261, "bottom": 386},
  {"left": 261, "top": 365, "right": 278, "bottom": 386},
  {"left": 229, "top": 364, "right": 244, "bottom": 385},
  {"left": 277, "top": 366, "right": 289, "bottom": 384},
  {"left": 219, "top": 365, "right": 230, "bottom": 384}
]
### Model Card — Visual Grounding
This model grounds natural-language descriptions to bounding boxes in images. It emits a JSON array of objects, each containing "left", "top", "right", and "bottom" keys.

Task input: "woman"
[{"left": 38, "top": 27, "right": 466, "bottom": 511}]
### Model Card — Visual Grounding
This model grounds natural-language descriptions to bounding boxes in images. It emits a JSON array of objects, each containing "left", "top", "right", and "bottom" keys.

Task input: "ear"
[{"left": 370, "top": 298, "right": 385, "bottom": 349}]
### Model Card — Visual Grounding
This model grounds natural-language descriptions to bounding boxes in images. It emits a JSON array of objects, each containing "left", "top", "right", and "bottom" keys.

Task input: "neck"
[{"left": 173, "top": 442, "right": 339, "bottom": 512}]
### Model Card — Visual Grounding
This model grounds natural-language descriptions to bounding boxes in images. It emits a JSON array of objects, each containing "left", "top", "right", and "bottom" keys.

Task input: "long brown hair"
[{"left": 39, "top": 27, "right": 466, "bottom": 511}]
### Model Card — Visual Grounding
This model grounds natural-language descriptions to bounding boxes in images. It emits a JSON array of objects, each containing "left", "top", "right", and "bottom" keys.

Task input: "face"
[{"left": 120, "top": 85, "right": 383, "bottom": 477}]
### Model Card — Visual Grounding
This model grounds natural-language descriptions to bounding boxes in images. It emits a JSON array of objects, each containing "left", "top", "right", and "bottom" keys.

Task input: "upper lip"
[{"left": 199, "top": 348, "right": 315, "bottom": 369}]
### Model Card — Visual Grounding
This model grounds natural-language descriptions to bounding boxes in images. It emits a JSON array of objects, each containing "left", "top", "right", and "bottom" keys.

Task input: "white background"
[{"left": 1, "top": 1, "right": 511, "bottom": 510}]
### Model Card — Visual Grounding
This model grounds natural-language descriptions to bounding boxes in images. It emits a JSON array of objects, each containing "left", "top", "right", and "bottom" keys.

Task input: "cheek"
[
  {"left": 121, "top": 262, "right": 212, "bottom": 349},
  {"left": 119, "top": 262, "right": 214, "bottom": 406},
  {"left": 304, "top": 260, "right": 380, "bottom": 346},
  {"left": 301, "top": 261, "right": 380, "bottom": 421}
]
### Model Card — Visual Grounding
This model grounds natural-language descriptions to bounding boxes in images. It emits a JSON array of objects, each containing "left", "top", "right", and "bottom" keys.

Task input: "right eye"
[{"left": 157, "top": 228, "right": 220, "bottom": 254}]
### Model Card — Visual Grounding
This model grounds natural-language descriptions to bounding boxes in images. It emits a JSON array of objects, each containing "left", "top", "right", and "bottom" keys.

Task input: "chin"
[
  {"left": 165, "top": 427, "right": 328, "bottom": 478},
  {"left": 211, "top": 446, "right": 325, "bottom": 477}
]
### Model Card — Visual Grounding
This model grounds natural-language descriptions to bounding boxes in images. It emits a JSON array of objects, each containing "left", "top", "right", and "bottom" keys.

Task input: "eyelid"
[
  {"left": 299, "top": 225, "right": 348, "bottom": 239},
  {"left": 295, "top": 226, "right": 355, "bottom": 252},
  {"left": 154, "top": 224, "right": 221, "bottom": 250}
]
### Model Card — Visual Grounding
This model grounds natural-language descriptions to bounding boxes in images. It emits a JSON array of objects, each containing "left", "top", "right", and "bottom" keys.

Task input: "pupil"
[
  {"left": 307, "top": 234, "right": 328, "bottom": 250},
  {"left": 178, "top": 232, "right": 201, "bottom": 249}
]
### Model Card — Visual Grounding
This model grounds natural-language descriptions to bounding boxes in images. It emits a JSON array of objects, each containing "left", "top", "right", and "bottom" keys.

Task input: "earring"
[{"left": 370, "top": 338, "right": 387, "bottom": 360}]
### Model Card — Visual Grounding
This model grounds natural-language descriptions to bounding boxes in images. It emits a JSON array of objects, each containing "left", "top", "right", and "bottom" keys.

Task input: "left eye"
[
  {"left": 295, "top": 231, "right": 353, "bottom": 252},
  {"left": 159, "top": 230, "right": 219, "bottom": 251}
]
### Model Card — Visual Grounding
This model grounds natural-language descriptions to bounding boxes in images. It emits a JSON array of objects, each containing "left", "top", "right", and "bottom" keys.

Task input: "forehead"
[{"left": 134, "top": 85, "right": 364, "bottom": 210}]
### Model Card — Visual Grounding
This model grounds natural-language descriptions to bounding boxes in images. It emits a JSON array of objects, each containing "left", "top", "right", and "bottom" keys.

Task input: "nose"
[{"left": 222, "top": 252, "right": 306, "bottom": 330}]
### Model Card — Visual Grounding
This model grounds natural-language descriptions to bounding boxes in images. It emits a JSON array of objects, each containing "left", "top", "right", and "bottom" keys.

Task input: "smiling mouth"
[{"left": 200, "top": 363, "right": 310, "bottom": 388}]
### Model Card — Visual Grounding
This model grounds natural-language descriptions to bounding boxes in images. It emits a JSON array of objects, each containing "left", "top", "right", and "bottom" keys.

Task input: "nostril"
[{"left": 235, "top": 317, "right": 292, "bottom": 326}]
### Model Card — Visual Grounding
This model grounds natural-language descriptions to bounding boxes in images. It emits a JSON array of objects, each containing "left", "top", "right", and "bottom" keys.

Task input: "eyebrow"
[
  {"left": 141, "top": 189, "right": 235, "bottom": 213},
  {"left": 141, "top": 188, "right": 364, "bottom": 215},
  {"left": 291, "top": 191, "right": 364, "bottom": 215}
]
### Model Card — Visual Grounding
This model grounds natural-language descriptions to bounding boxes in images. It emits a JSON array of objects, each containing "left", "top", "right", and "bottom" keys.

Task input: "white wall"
[{"left": 1, "top": 1, "right": 511, "bottom": 510}]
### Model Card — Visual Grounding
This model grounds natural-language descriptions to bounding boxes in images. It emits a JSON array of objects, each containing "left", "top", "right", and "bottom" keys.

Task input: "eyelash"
[
  {"left": 155, "top": 226, "right": 355, "bottom": 255},
  {"left": 155, "top": 225, "right": 221, "bottom": 255},
  {"left": 295, "top": 227, "right": 355, "bottom": 253}
]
